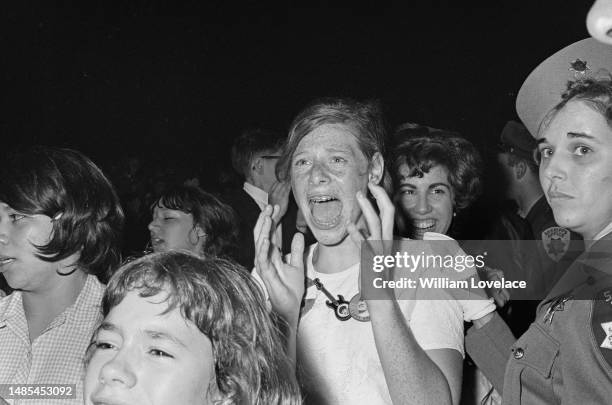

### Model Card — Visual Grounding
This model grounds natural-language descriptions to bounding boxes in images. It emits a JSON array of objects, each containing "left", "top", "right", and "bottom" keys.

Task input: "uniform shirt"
[
  {"left": 525, "top": 196, "right": 583, "bottom": 295},
  {"left": 0, "top": 275, "right": 104, "bottom": 405},
  {"left": 466, "top": 231, "right": 612, "bottom": 404}
]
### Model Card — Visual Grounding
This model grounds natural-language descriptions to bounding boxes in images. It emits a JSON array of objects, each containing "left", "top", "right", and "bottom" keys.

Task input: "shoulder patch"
[
  {"left": 591, "top": 288, "right": 612, "bottom": 367},
  {"left": 542, "top": 226, "right": 570, "bottom": 262}
]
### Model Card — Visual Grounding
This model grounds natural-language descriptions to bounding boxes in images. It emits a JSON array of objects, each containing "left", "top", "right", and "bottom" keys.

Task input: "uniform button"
[{"left": 513, "top": 348, "right": 524, "bottom": 360}]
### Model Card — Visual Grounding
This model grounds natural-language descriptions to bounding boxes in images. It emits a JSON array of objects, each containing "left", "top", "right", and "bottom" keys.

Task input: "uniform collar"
[{"left": 593, "top": 221, "right": 612, "bottom": 241}]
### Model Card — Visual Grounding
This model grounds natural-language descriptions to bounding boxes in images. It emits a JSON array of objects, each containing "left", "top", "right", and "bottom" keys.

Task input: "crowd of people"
[{"left": 3, "top": 3, "right": 612, "bottom": 404}]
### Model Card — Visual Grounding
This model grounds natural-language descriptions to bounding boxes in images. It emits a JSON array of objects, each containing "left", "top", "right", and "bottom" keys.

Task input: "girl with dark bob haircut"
[
  {"left": 0, "top": 146, "right": 124, "bottom": 280},
  {"left": 84, "top": 251, "right": 302, "bottom": 405},
  {"left": 390, "top": 132, "right": 483, "bottom": 238},
  {"left": 0, "top": 146, "right": 124, "bottom": 403},
  {"left": 148, "top": 184, "right": 239, "bottom": 259}
]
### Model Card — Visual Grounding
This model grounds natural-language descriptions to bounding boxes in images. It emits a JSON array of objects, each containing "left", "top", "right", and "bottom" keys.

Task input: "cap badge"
[{"left": 569, "top": 59, "right": 590, "bottom": 76}]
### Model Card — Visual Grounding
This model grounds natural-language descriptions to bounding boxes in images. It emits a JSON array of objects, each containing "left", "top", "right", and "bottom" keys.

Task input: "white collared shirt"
[{"left": 243, "top": 182, "right": 283, "bottom": 248}]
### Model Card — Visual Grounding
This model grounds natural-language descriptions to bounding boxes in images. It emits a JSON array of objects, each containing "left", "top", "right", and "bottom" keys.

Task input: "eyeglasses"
[{"left": 497, "top": 142, "right": 515, "bottom": 154}]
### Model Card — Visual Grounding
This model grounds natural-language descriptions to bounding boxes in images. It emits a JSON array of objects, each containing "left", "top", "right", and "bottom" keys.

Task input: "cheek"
[
  {"left": 400, "top": 197, "right": 415, "bottom": 213},
  {"left": 24, "top": 226, "right": 53, "bottom": 248},
  {"left": 160, "top": 360, "right": 213, "bottom": 403},
  {"left": 343, "top": 172, "right": 368, "bottom": 196},
  {"left": 83, "top": 358, "right": 104, "bottom": 400},
  {"left": 434, "top": 199, "right": 453, "bottom": 221},
  {"left": 291, "top": 174, "right": 307, "bottom": 197},
  {"left": 576, "top": 164, "right": 612, "bottom": 197}
]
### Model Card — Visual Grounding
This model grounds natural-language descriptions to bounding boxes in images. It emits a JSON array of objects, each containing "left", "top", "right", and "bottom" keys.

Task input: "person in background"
[
  {"left": 0, "top": 146, "right": 124, "bottom": 404},
  {"left": 226, "top": 128, "right": 302, "bottom": 268},
  {"left": 391, "top": 129, "right": 482, "bottom": 240},
  {"left": 496, "top": 121, "right": 582, "bottom": 293},
  {"left": 389, "top": 130, "right": 500, "bottom": 404},
  {"left": 148, "top": 184, "right": 238, "bottom": 260},
  {"left": 84, "top": 251, "right": 301, "bottom": 405},
  {"left": 492, "top": 120, "right": 583, "bottom": 336}
]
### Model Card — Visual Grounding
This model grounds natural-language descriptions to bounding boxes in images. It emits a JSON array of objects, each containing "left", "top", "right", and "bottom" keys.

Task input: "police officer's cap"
[{"left": 516, "top": 38, "right": 612, "bottom": 138}]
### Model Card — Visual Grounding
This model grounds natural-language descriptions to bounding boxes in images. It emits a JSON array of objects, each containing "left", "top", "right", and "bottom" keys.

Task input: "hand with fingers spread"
[
  {"left": 346, "top": 183, "right": 395, "bottom": 244},
  {"left": 254, "top": 204, "right": 305, "bottom": 326},
  {"left": 346, "top": 183, "right": 397, "bottom": 299},
  {"left": 268, "top": 181, "right": 291, "bottom": 225}
]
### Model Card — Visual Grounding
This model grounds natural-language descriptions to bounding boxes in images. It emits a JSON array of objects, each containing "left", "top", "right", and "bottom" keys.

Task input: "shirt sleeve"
[{"left": 403, "top": 298, "right": 465, "bottom": 357}]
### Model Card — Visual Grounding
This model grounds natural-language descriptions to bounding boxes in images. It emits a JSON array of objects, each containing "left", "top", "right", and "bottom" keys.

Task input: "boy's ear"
[
  {"left": 514, "top": 160, "right": 527, "bottom": 180},
  {"left": 195, "top": 225, "right": 207, "bottom": 238},
  {"left": 251, "top": 157, "right": 263, "bottom": 175},
  {"left": 368, "top": 152, "right": 384, "bottom": 185}
]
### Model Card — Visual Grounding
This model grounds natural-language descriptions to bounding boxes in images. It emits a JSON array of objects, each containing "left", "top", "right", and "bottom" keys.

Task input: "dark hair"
[
  {"left": 276, "top": 98, "right": 387, "bottom": 185},
  {"left": 231, "top": 129, "right": 285, "bottom": 180},
  {"left": 101, "top": 251, "right": 301, "bottom": 405},
  {"left": 390, "top": 133, "right": 482, "bottom": 211},
  {"left": 537, "top": 77, "right": 612, "bottom": 163},
  {"left": 152, "top": 185, "right": 239, "bottom": 259},
  {"left": 505, "top": 152, "right": 539, "bottom": 175},
  {"left": 0, "top": 146, "right": 124, "bottom": 280}
]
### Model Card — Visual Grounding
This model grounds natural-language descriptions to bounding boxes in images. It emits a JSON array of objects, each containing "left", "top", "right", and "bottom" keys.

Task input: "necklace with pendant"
[{"left": 309, "top": 277, "right": 370, "bottom": 322}]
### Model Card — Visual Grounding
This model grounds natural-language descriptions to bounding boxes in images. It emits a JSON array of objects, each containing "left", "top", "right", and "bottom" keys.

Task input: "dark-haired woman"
[
  {"left": 0, "top": 146, "right": 124, "bottom": 404},
  {"left": 148, "top": 184, "right": 238, "bottom": 259}
]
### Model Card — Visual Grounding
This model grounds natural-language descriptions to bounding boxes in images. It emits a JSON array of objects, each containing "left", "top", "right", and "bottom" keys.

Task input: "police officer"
[
  {"left": 466, "top": 37, "right": 612, "bottom": 404},
  {"left": 496, "top": 120, "right": 583, "bottom": 297}
]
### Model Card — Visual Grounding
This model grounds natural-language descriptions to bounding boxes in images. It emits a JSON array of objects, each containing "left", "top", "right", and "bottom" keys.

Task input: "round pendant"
[
  {"left": 335, "top": 301, "right": 352, "bottom": 321},
  {"left": 349, "top": 293, "right": 370, "bottom": 322}
]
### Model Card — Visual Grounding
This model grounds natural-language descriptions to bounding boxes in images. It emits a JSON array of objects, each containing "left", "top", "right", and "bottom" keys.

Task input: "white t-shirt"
[
  {"left": 297, "top": 242, "right": 464, "bottom": 405},
  {"left": 415, "top": 232, "right": 496, "bottom": 322}
]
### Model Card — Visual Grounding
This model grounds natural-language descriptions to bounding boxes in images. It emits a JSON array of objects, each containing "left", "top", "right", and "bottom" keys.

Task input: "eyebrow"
[
  {"left": 99, "top": 321, "right": 120, "bottom": 333},
  {"left": 427, "top": 182, "right": 451, "bottom": 189},
  {"left": 567, "top": 131, "right": 596, "bottom": 140},
  {"left": 98, "top": 322, "right": 188, "bottom": 348},
  {"left": 294, "top": 145, "right": 352, "bottom": 155},
  {"left": 144, "top": 329, "right": 188, "bottom": 348},
  {"left": 537, "top": 132, "right": 596, "bottom": 145},
  {"left": 398, "top": 181, "right": 450, "bottom": 189}
]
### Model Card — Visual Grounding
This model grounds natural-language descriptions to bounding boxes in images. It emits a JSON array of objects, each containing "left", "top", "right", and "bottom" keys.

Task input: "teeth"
[
  {"left": 310, "top": 196, "right": 334, "bottom": 203},
  {"left": 413, "top": 220, "right": 435, "bottom": 229},
  {"left": 0, "top": 258, "right": 15, "bottom": 265}
]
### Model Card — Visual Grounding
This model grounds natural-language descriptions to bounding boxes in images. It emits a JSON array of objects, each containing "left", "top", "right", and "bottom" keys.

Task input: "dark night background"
[{"left": 0, "top": 1, "right": 596, "bottom": 247}]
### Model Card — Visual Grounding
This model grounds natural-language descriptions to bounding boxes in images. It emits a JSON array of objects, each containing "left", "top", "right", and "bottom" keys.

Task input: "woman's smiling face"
[{"left": 395, "top": 164, "right": 454, "bottom": 239}]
